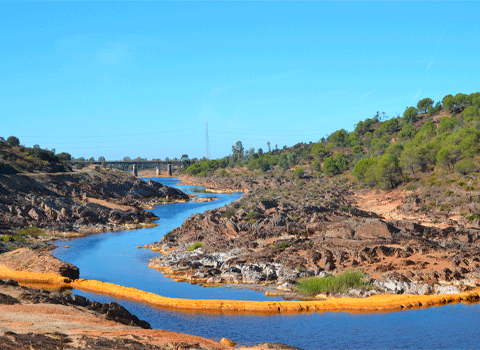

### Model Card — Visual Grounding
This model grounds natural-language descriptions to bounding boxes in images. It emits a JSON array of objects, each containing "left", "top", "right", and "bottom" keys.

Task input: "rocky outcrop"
[
  {"left": 0, "top": 247, "right": 79, "bottom": 279},
  {"left": 0, "top": 278, "right": 150, "bottom": 329},
  {"left": 0, "top": 169, "right": 189, "bottom": 237}
]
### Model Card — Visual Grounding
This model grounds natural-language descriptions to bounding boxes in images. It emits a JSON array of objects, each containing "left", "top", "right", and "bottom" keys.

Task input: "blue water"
[
  {"left": 54, "top": 177, "right": 281, "bottom": 301},
  {"left": 53, "top": 178, "right": 480, "bottom": 349}
]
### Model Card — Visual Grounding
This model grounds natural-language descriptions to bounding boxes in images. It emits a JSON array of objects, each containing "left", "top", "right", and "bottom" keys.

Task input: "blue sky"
[{"left": 1, "top": 2, "right": 479, "bottom": 160}]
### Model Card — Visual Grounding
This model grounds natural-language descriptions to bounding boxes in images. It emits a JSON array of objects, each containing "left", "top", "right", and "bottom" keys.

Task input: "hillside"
[{"left": 0, "top": 137, "right": 72, "bottom": 175}]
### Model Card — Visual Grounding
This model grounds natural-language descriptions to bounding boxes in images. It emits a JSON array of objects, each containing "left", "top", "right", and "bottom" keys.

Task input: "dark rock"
[{"left": 0, "top": 293, "right": 20, "bottom": 305}]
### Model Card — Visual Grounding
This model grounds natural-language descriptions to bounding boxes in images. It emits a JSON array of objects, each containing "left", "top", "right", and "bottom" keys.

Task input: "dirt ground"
[{"left": 0, "top": 284, "right": 229, "bottom": 350}]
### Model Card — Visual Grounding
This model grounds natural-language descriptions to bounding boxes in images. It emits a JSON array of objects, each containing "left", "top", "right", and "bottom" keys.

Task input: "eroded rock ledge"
[
  {"left": 148, "top": 177, "right": 480, "bottom": 297},
  {"left": 0, "top": 169, "right": 189, "bottom": 243}
]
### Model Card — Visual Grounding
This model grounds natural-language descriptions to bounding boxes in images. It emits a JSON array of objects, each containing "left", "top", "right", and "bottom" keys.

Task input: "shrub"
[
  {"left": 17, "top": 226, "right": 44, "bottom": 236},
  {"left": 246, "top": 211, "right": 259, "bottom": 218},
  {"left": 312, "top": 160, "right": 322, "bottom": 172},
  {"left": 188, "top": 242, "right": 203, "bottom": 251},
  {"left": 323, "top": 156, "right": 339, "bottom": 177},
  {"left": 190, "top": 186, "right": 208, "bottom": 193},
  {"left": 272, "top": 241, "right": 291, "bottom": 249},
  {"left": 222, "top": 208, "right": 235, "bottom": 218},
  {"left": 293, "top": 167, "right": 305, "bottom": 179},
  {"left": 296, "top": 270, "right": 372, "bottom": 295}
]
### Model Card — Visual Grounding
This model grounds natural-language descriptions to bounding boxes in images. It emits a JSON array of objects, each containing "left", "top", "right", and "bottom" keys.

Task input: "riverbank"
[{"left": 1, "top": 266, "right": 479, "bottom": 314}]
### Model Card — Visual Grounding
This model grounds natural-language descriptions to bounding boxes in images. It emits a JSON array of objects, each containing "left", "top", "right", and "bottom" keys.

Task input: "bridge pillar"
[
  {"left": 156, "top": 166, "right": 160, "bottom": 176},
  {"left": 132, "top": 164, "right": 138, "bottom": 177},
  {"left": 167, "top": 163, "right": 172, "bottom": 176}
]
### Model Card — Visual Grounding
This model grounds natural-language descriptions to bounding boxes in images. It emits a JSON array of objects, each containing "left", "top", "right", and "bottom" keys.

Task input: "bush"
[
  {"left": 272, "top": 241, "right": 291, "bottom": 249},
  {"left": 188, "top": 242, "right": 203, "bottom": 251},
  {"left": 17, "top": 226, "right": 44, "bottom": 236},
  {"left": 222, "top": 208, "right": 235, "bottom": 218},
  {"left": 296, "top": 270, "right": 372, "bottom": 295},
  {"left": 454, "top": 159, "right": 477, "bottom": 175},
  {"left": 323, "top": 156, "right": 339, "bottom": 176},
  {"left": 1, "top": 235, "right": 15, "bottom": 242},
  {"left": 293, "top": 167, "right": 304, "bottom": 179},
  {"left": 190, "top": 186, "right": 207, "bottom": 193},
  {"left": 312, "top": 160, "right": 322, "bottom": 172}
]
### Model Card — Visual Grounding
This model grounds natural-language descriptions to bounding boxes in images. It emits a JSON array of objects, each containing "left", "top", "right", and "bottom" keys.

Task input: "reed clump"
[{"left": 296, "top": 270, "right": 372, "bottom": 295}]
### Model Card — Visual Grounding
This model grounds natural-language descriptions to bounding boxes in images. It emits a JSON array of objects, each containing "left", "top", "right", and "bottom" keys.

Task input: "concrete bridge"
[{"left": 68, "top": 160, "right": 183, "bottom": 176}]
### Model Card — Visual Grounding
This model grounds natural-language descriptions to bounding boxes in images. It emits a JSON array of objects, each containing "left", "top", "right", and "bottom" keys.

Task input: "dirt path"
[
  {"left": 353, "top": 189, "right": 457, "bottom": 228},
  {"left": 84, "top": 197, "right": 137, "bottom": 211}
]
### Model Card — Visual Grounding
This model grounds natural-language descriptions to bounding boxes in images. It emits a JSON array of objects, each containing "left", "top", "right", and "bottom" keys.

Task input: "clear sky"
[{"left": 1, "top": 2, "right": 479, "bottom": 161}]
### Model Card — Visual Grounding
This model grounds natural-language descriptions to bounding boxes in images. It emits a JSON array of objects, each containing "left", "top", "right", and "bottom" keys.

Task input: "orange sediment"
[
  {"left": 0, "top": 266, "right": 73, "bottom": 285},
  {"left": 1, "top": 266, "right": 478, "bottom": 314}
]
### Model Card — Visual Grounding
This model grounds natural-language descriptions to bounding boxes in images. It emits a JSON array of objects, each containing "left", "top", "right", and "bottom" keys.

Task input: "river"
[{"left": 53, "top": 177, "right": 480, "bottom": 349}]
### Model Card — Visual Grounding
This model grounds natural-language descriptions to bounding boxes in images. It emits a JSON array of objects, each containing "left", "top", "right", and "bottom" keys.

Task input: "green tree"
[
  {"left": 436, "top": 145, "right": 462, "bottom": 170},
  {"left": 334, "top": 153, "right": 348, "bottom": 173},
  {"left": 417, "top": 98, "right": 434, "bottom": 113},
  {"left": 454, "top": 93, "right": 469, "bottom": 109},
  {"left": 442, "top": 94, "right": 455, "bottom": 112},
  {"left": 328, "top": 129, "right": 348, "bottom": 147},
  {"left": 57, "top": 152, "right": 72, "bottom": 162},
  {"left": 454, "top": 159, "right": 477, "bottom": 175},
  {"left": 310, "top": 142, "right": 326, "bottom": 159},
  {"left": 427, "top": 101, "right": 443, "bottom": 117},
  {"left": 402, "top": 107, "right": 418, "bottom": 125},
  {"left": 278, "top": 153, "right": 289, "bottom": 169},
  {"left": 397, "top": 124, "right": 416, "bottom": 141},
  {"left": 312, "top": 160, "right": 322, "bottom": 172},
  {"left": 352, "top": 145, "right": 363, "bottom": 155},
  {"left": 436, "top": 117, "right": 455, "bottom": 135},
  {"left": 375, "top": 153, "right": 402, "bottom": 189},
  {"left": 379, "top": 118, "right": 399, "bottom": 133},
  {"left": 352, "top": 158, "right": 377, "bottom": 184},
  {"left": 6, "top": 136, "right": 20, "bottom": 147},
  {"left": 181, "top": 154, "right": 191, "bottom": 168},
  {"left": 400, "top": 145, "right": 430, "bottom": 174},
  {"left": 461, "top": 106, "right": 480, "bottom": 123},
  {"left": 231, "top": 141, "right": 244, "bottom": 162},
  {"left": 385, "top": 143, "right": 404, "bottom": 157}
]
